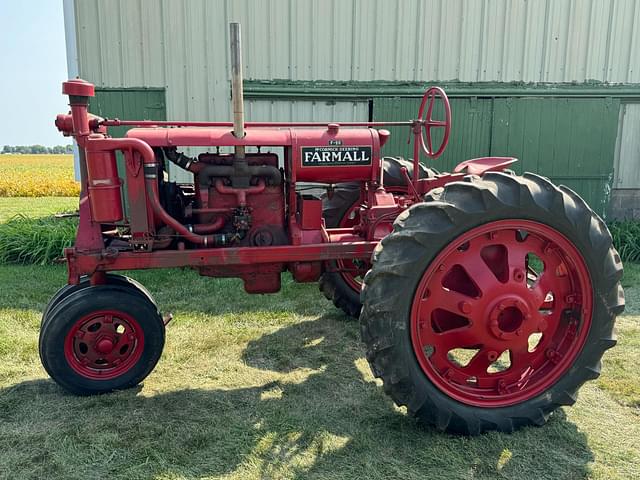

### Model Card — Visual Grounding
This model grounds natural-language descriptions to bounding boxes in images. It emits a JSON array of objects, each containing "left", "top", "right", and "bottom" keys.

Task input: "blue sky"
[{"left": 0, "top": 1, "right": 70, "bottom": 146}]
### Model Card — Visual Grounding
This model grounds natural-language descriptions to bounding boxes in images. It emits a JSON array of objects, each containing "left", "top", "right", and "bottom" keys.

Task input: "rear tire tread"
[{"left": 361, "top": 172, "right": 623, "bottom": 434}]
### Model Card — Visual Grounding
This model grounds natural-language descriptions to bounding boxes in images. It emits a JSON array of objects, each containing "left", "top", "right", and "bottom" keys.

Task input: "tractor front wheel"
[
  {"left": 360, "top": 172, "right": 624, "bottom": 434},
  {"left": 41, "top": 274, "right": 158, "bottom": 327},
  {"left": 39, "top": 285, "right": 165, "bottom": 395}
]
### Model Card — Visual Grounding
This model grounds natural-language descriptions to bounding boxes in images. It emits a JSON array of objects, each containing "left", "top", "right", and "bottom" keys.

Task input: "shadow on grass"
[{"left": 0, "top": 315, "right": 594, "bottom": 480}]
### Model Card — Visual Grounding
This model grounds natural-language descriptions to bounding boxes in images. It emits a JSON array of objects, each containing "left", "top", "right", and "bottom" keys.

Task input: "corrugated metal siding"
[
  {"left": 374, "top": 96, "right": 619, "bottom": 216},
  {"left": 374, "top": 97, "right": 493, "bottom": 172},
  {"left": 614, "top": 103, "right": 640, "bottom": 189},
  {"left": 75, "top": 0, "right": 640, "bottom": 116},
  {"left": 90, "top": 89, "right": 166, "bottom": 136},
  {"left": 74, "top": 0, "right": 639, "bottom": 190},
  {"left": 246, "top": 100, "right": 368, "bottom": 122},
  {"left": 491, "top": 97, "right": 619, "bottom": 215}
]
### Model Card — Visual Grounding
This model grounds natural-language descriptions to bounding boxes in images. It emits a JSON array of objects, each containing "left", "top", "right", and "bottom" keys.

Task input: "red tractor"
[{"left": 41, "top": 24, "right": 624, "bottom": 435}]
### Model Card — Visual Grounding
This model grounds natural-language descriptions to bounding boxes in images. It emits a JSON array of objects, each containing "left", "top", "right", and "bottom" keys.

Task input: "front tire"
[
  {"left": 360, "top": 172, "right": 624, "bottom": 434},
  {"left": 39, "top": 285, "right": 165, "bottom": 395},
  {"left": 41, "top": 274, "right": 158, "bottom": 326}
]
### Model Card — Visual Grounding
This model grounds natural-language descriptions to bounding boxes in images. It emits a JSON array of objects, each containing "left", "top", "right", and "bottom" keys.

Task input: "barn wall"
[
  {"left": 74, "top": 0, "right": 640, "bottom": 117},
  {"left": 72, "top": 0, "right": 640, "bottom": 212}
]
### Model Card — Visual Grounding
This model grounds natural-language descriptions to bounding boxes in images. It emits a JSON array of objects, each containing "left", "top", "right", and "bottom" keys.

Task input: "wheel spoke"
[
  {"left": 462, "top": 348, "right": 496, "bottom": 376},
  {"left": 113, "top": 332, "right": 135, "bottom": 357},
  {"left": 459, "top": 258, "right": 501, "bottom": 295},
  {"left": 421, "top": 289, "right": 478, "bottom": 318},
  {"left": 76, "top": 328, "right": 100, "bottom": 344},
  {"left": 432, "top": 323, "right": 488, "bottom": 353},
  {"left": 530, "top": 310, "right": 553, "bottom": 333},
  {"left": 425, "top": 122, "right": 434, "bottom": 153},
  {"left": 507, "top": 243, "right": 529, "bottom": 277},
  {"left": 80, "top": 345, "right": 101, "bottom": 364},
  {"left": 508, "top": 339, "right": 532, "bottom": 369},
  {"left": 531, "top": 272, "right": 553, "bottom": 305},
  {"left": 531, "top": 269, "right": 571, "bottom": 309}
]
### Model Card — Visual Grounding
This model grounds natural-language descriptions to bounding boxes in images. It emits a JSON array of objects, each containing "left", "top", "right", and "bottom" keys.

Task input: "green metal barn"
[{"left": 63, "top": 0, "right": 640, "bottom": 218}]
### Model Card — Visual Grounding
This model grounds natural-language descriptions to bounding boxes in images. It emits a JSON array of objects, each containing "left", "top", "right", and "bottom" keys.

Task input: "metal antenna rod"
[{"left": 229, "top": 23, "right": 245, "bottom": 160}]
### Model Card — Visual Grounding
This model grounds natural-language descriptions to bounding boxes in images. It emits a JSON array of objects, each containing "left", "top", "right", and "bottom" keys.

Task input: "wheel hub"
[
  {"left": 96, "top": 338, "right": 115, "bottom": 354},
  {"left": 488, "top": 297, "right": 531, "bottom": 340},
  {"left": 64, "top": 310, "right": 144, "bottom": 380}
]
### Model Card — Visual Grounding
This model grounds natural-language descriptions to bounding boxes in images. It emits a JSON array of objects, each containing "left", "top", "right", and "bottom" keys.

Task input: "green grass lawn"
[
  {"left": 0, "top": 264, "right": 638, "bottom": 480},
  {"left": 0, "top": 198, "right": 638, "bottom": 479},
  {"left": 0, "top": 197, "right": 77, "bottom": 222}
]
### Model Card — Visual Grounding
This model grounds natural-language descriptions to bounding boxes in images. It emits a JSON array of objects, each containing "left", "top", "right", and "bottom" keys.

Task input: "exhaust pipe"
[
  {"left": 230, "top": 23, "right": 245, "bottom": 152},
  {"left": 229, "top": 22, "right": 250, "bottom": 187}
]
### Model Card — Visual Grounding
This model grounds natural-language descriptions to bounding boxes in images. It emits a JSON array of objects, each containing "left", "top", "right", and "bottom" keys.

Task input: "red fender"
[{"left": 453, "top": 156, "right": 518, "bottom": 175}]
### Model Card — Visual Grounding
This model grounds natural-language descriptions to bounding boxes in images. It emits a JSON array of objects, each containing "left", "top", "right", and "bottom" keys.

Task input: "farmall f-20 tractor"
[{"left": 41, "top": 24, "right": 624, "bottom": 435}]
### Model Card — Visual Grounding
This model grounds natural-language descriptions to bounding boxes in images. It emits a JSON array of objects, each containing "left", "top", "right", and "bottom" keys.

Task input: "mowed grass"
[
  {"left": 0, "top": 198, "right": 639, "bottom": 479},
  {"left": 0, "top": 262, "right": 638, "bottom": 479},
  {"left": 0, "top": 197, "right": 78, "bottom": 223},
  {"left": 0, "top": 154, "right": 79, "bottom": 197}
]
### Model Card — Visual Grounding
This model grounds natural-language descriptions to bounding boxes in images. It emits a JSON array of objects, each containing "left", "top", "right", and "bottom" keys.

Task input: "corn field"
[{"left": 0, "top": 154, "right": 80, "bottom": 197}]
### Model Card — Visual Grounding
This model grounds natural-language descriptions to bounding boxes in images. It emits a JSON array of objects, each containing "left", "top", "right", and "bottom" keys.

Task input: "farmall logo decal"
[{"left": 301, "top": 146, "right": 372, "bottom": 167}]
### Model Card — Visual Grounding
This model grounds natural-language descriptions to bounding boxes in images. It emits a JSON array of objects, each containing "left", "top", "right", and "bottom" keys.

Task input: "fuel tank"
[{"left": 291, "top": 125, "right": 382, "bottom": 183}]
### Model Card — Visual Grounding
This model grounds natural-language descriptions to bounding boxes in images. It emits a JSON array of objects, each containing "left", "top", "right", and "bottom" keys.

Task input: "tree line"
[{"left": 2, "top": 145, "right": 74, "bottom": 155}]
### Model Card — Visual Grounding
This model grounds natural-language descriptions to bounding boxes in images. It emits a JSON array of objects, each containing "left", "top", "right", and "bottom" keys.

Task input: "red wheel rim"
[
  {"left": 64, "top": 310, "right": 145, "bottom": 380},
  {"left": 410, "top": 220, "right": 593, "bottom": 407},
  {"left": 336, "top": 202, "right": 366, "bottom": 291}
]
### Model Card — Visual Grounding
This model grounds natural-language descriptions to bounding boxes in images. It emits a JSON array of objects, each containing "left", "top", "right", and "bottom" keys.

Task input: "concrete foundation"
[{"left": 608, "top": 189, "right": 640, "bottom": 220}]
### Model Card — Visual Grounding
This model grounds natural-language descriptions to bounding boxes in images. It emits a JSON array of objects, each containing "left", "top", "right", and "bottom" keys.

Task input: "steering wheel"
[{"left": 417, "top": 86, "right": 452, "bottom": 159}]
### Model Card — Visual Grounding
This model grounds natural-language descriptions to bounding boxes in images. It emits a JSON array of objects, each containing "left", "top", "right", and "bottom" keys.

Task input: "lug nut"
[{"left": 459, "top": 301, "right": 472, "bottom": 314}]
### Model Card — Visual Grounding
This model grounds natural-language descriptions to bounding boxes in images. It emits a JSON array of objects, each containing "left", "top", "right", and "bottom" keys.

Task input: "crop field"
[{"left": 0, "top": 154, "right": 79, "bottom": 197}]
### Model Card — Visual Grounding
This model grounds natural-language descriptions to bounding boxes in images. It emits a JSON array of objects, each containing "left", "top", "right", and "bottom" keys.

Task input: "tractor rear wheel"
[
  {"left": 39, "top": 285, "right": 165, "bottom": 395},
  {"left": 360, "top": 172, "right": 624, "bottom": 434},
  {"left": 320, "top": 157, "right": 434, "bottom": 317}
]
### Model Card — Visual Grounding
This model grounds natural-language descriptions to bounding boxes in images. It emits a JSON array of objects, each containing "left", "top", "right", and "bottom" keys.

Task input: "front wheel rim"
[
  {"left": 410, "top": 220, "right": 593, "bottom": 407},
  {"left": 64, "top": 310, "right": 145, "bottom": 380}
]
